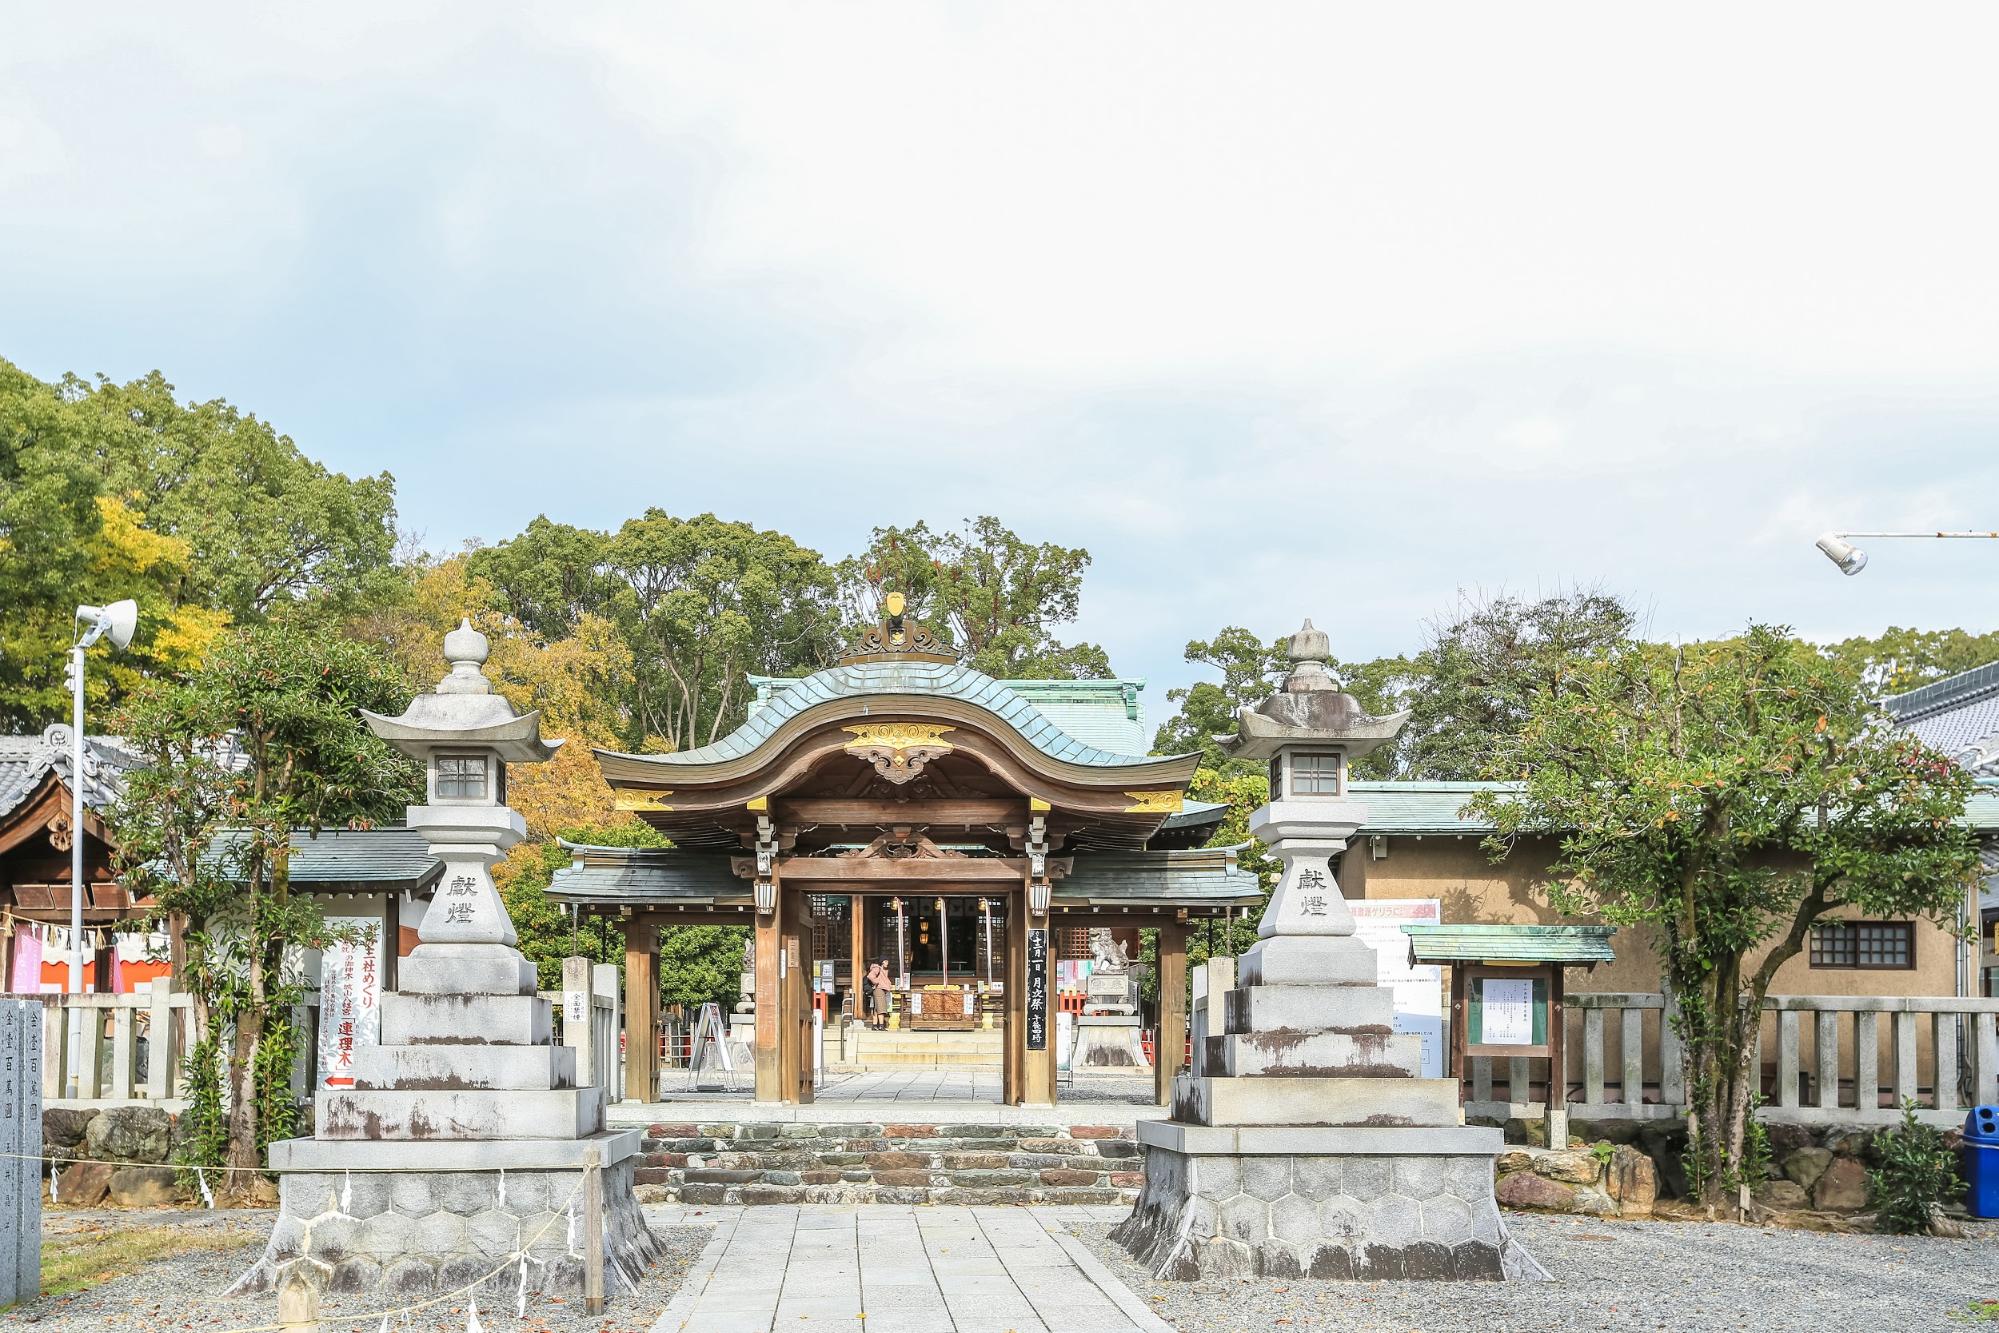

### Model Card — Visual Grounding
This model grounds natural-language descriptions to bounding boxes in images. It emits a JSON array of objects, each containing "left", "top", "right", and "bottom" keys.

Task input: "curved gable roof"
[{"left": 610, "top": 661, "right": 1179, "bottom": 771}]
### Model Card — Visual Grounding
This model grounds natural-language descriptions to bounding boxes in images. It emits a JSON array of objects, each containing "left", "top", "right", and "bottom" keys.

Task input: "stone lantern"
[
  {"left": 235, "top": 619, "right": 660, "bottom": 1300},
  {"left": 1112, "top": 620, "right": 1543, "bottom": 1282}
]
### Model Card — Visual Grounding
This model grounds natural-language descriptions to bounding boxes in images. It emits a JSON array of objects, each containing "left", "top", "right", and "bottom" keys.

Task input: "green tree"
[
  {"left": 1467, "top": 626, "right": 1979, "bottom": 1207},
  {"left": 465, "top": 516, "right": 616, "bottom": 640},
  {"left": 109, "top": 622, "right": 420, "bottom": 1196},
  {"left": 1400, "top": 588, "right": 1636, "bottom": 780},
  {"left": 81, "top": 370, "right": 398, "bottom": 618},
  {"left": 1153, "top": 628, "right": 1286, "bottom": 768},
  {"left": 606, "top": 511, "right": 841, "bottom": 750},
  {"left": 1825, "top": 626, "right": 1999, "bottom": 695},
  {"left": 840, "top": 517, "right": 1111, "bottom": 679}
]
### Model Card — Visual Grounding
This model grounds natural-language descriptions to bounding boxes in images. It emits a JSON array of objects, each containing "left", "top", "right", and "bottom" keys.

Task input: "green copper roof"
[
  {"left": 1348, "top": 781, "right": 1514, "bottom": 836},
  {"left": 618, "top": 661, "right": 1176, "bottom": 768},
  {"left": 1402, "top": 923, "right": 1617, "bottom": 965}
]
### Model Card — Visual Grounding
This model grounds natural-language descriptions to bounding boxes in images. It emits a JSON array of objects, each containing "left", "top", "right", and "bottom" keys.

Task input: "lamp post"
[
  {"left": 63, "top": 600, "right": 136, "bottom": 1094},
  {"left": 1815, "top": 530, "right": 1999, "bottom": 575}
]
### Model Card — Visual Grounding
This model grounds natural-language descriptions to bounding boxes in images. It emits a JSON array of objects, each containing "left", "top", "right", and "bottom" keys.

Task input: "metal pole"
[{"left": 67, "top": 645, "right": 85, "bottom": 1096}]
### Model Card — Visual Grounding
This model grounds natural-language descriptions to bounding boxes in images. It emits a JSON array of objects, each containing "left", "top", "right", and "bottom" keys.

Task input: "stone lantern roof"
[
  {"left": 1218, "top": 619, "right": 1409, "bottom": 762},
  {"left": 361, "top": 618, "right": 563, "bottom": 763}
]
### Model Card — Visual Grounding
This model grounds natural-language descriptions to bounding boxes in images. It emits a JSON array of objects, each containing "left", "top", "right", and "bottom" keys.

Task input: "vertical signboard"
[
  {"left": 0, "top": 999, "right": 41, "bottom": 1305},
  {"left": 1348, "top": 899, "right": 1446, "bottom": 1077},
  {"left": 1025, "top": 928, "right": 1049, "bottom": 1051},
  {"left": 317, "top": 919, "right": 383, "bottom": 1091}
]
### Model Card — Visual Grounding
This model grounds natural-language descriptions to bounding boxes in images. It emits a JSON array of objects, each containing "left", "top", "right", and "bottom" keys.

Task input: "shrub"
[{"left": 1870, "top": 1100, "right": 1963, "bottom": 1234}]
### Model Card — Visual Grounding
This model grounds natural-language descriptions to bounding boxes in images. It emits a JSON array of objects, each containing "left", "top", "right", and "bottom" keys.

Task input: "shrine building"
[{"left": 549, "top": 597, "right": 1261, "bottom": 1107}]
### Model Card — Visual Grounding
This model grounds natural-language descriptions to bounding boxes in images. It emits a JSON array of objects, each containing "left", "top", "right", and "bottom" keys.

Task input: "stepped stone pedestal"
[
  {"left": 1113, "top": 619, "right": 1542, "bottom": 1282},
  {"left": 234, "top": 620, "right": 660, "bottom": 1298}
]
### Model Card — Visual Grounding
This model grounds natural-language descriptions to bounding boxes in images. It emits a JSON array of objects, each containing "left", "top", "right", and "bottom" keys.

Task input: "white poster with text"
[
  {"left": 317, "top": 918, "right": 383, "bottom": 1090},
  {"left": 1348, "top": 898, "right": 1445, "bottom": 1077}
]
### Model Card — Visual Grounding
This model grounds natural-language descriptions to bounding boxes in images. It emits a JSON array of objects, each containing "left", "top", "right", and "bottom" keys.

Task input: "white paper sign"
[
  {"left": 1481, "top": 978, "right": 1536, "bottom": 1047},
  {"left": 317, "top": 918, "right": 383, "bottom": 1089},
  {"left": 1349, "top": 899, "right": 1445, "bottom": 1076}
]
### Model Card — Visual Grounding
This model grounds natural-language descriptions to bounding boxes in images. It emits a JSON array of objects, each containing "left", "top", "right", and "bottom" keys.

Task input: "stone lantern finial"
[{"left": 437, "top": 617, "right": 492, "bottom": 695}]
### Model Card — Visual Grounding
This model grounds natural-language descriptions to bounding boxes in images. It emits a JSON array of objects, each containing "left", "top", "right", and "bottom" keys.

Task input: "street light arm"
[
  {"left": 1826, "top": 530, "right": 1999, "bottom": 540},
  {"left": 1815, "top": 529, "right": 1999, "bottom": 576}
]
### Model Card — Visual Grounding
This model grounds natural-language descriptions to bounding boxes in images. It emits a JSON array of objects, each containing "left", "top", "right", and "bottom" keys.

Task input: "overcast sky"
[{"left": 5, "top": 5, "right": 1998, "bottom": 721}]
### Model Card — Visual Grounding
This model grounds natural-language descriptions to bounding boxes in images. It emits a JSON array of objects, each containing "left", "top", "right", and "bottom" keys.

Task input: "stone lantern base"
[
  {"left": 231, "top": 1133, "right": 661, "bottom": 1297},
  {"left": 1110, "top": 1126, "right": 1545, "bottom": 1281}
]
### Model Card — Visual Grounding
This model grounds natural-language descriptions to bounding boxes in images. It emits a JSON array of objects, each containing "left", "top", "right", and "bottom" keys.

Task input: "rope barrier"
[
  {"left": 201, "top": 1167, "right": 590, "bottom": 1333},
  {"left": 14, "top": 1146, "right": 623, "bottom": 1332}
]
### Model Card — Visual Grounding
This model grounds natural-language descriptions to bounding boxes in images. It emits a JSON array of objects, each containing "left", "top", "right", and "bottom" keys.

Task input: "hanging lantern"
[
  {"left": 754, "top": 879, "right": 776, "bottom": 915},
  {"left": 1028, "top": 880, "right": 1051, "bottom": 916}
]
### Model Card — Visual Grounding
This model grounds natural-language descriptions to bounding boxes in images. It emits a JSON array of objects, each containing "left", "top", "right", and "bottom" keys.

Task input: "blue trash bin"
[{"left": 1964, "top": 1107, "right": 1999, "bottom": 1219}]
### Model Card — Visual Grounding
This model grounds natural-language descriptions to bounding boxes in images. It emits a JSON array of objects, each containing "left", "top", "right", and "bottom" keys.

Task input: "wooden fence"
[{"left": 1464, "top": 991, "right": 1999, "bottom": 1128}]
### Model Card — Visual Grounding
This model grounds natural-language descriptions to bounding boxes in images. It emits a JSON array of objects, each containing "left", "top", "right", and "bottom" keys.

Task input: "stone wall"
[
  {"left": 634, "top": 1121, "right": 1142, "bottom": 1205},
  {"left": 1492, "top": 1145, "right": 1657, "bottom": 1218},
  {"left": 41, "top": 1106, "right": 189, "bottom": 1208}
]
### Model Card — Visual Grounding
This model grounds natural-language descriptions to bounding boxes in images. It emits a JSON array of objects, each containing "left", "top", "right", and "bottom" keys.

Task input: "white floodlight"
[
  {"left": 1814, "top": 534, "right": 1868, "bottom": 576},
  {"left": 75, "top": 599, "right": 138, "bottom": 650}
]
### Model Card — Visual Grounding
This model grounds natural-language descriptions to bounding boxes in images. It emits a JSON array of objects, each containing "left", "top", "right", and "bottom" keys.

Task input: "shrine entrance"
[{"left": 554, "top": 595, "right": 1261, "bottom": 1108}]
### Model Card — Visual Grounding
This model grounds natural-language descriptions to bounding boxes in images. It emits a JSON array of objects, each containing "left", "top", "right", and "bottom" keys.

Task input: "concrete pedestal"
[
  {"left": 1111, "top": 1124, "right": 1544, "bottom": 1281},
  {"left": 232, "top": 1133, "right": 662, "bottom": 1297},
  {"left": 1072, "top": 1014, "right": 1149, "bottom": 1068}
]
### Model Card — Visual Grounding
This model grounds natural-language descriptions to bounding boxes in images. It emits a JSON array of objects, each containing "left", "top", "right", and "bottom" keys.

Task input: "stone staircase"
[
  {"left": 830, "top": 1026, "right": 1005, "bottom": 1070},
  {"left": 633, "top": 1118, "right": 1141, "bottom": 1205}
]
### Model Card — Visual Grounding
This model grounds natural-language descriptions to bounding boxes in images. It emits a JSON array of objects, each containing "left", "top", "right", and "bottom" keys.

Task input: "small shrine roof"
[
  {"left": 0, "top": 731, "right": 144, "bottom": 822},
  {"left": 207, "top": 826, "right": 443, "bottom": 892},
  {"left": 1402, "top": 923, "right": 1617, "bottom": 966}
]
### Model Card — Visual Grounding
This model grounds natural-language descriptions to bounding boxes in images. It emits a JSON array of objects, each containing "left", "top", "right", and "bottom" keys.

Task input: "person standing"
[{"left": 865, "top": 957, "right": 893, "bottom": 1029}]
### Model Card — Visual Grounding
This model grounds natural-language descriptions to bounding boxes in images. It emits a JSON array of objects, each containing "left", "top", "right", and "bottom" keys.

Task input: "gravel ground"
[
  {"left": 1078, "top": 1210, "right": 1999, "bottom": 1332},
  {"left": 0, "top": 1207, "right": 714, "bottom": 1333}
]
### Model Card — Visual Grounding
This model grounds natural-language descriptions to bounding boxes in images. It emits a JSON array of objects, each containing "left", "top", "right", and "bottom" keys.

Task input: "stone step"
[
  {"left": 380, "top": 993, "right": 551, "bottom": 1047},
  {"left": 315, "top": 1086, "right": 603, "bottom": 1140},
  {"left": 1203, "top": 1029, "right": 1422, "bottom": 1078},
  {"left": 351, "top": 1042, "right": 577, "bottom": 1090},
  {"left": 1169, "top": 1073, "right": 1460, "bottom": 1129},
  {"left": 1222, "top": 985, "right": 1395, "bottom": 1036},
  {"left": 1236, "top": 935, "right": 1381, "bottom": 987}
]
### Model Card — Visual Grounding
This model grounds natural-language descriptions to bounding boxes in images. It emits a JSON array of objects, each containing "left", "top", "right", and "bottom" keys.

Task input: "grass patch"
[{"left": 37, "top": 1222, "right": 256, "bottom": 1300}]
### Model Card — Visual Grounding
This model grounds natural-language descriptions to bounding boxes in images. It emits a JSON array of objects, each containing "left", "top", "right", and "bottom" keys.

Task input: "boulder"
[
  {"left": 1812, "top": 1156, "right": 1870, "bottom": 1211},
  {"left": 43, "top": 1108, "right": 96, "bottom": 1152},
  {"left": 107, "top": 1166, "right": 185, "bottom": 1208},
  {"left": 1782, "top": 1147, "right": 1833, "bottom": 1191},
  {"left": 1531, "top": 1149, "right": 1603, "bottom": 1185},
  {"left": 1754, "top": 1179, "right": 1810, "bottom": 1210},
  {"left": 85, "top": 1106, "right": 172, "bottom": 1163},
  {"left": 52, "top": 1161, "right": 113, "bottom": 1208},
  {"left": 1495, "top": 1171, "right": 1576, "bottom": 1211},
  {"left": 1495, "top": 1150, "right": 1537, "bottom": 1174},
  {"left": 1637, "top": 1124, "right": 1690, "bottom": 1200},
  {"left": 1607, "top": 1144, "right": 1658, "bottom": 1216}
]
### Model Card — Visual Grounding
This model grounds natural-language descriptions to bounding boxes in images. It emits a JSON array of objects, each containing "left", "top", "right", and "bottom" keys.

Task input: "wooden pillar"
[
  {"left": 622, "top": 915, "right": 660, "bottom": 1104},
  {"left": 1003, "top": 896, "right": 1022, "bottom": 1104},
  {"left": 849, "top": 894, "right": 865, "bottom": 1026},
  {"left": 1155, "top": 922, "right": 1189, "bottom": 1108},
  {"left": 753, "top": 896, "right": 784, "bottom": 1104},
  {"left": 786, "top": 890, "right": 816, "bottom": 1104}
]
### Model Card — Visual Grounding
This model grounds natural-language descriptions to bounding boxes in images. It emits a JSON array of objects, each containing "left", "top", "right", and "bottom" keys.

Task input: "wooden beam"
[
  {"left": 622, "top": 917, "right": 660, "bottom": 1104},
  {"left": 773, "top": 857, "right": 1029, "bottom": 882},
  {"left": 1155, "top": 922, "right": 1189, "bottom": 1108},
  {"left": 777, "top": 798, "right": 1026, "bottom": 827}
]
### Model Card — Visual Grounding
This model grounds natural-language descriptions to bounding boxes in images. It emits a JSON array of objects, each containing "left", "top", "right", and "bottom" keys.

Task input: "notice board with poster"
[
  {"left": 1349, "top": 899, "right": 1445, "bottom": 1076},
  {"left": 316, "top": 919, "right": 384, "bottom": 1090},
  {"left": 1025, "top": 928, "right": 1048, "bottom": 1051}
]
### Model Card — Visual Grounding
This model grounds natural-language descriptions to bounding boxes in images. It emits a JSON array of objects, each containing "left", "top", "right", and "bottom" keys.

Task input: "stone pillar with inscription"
[
  {"left": 234, "top": 620, "right": 660, "bottom": 1299},
  {"left": 1113, "top": 621, "right": 1543, "bottom": 1281}
]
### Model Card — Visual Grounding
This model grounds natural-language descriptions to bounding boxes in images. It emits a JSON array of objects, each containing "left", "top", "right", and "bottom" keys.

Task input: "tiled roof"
[
  {"left": 546, "top": 843, "right": 1261, "bottom": 907},
  {"left": 1347, "top": 781, "right": 1514, "bottom": 836},
  {"left": 0, "top": 730, "right": 143, "bottom": 822},
  {"left": 629, "top": 662, "right": 1177, "bottom": 768},
  {"left": 209, "top": 827, "right": 441, "bottom": 889},
  {"left": 1885, "top": 662, "right": 1999, "bottom": 775},
  {"left": 1404, "top": 924, "right": 1618, "bottom": 965}
]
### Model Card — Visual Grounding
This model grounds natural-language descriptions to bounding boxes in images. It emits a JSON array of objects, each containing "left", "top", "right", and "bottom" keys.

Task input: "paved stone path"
[{"left": 649, "top": 1204, "right": 1172, "bottom": 1333}]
